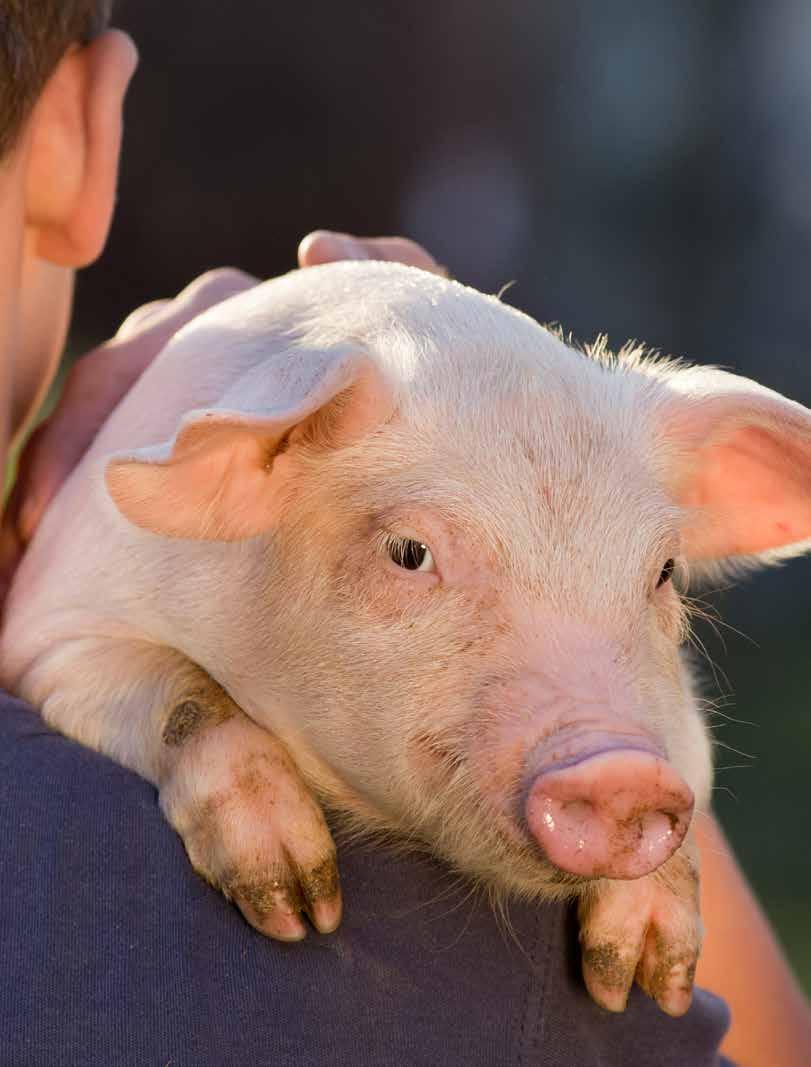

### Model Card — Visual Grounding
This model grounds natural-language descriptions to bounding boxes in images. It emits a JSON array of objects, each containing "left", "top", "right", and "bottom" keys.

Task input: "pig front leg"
[
  {"left": 161, "top": 702, "right": 342, "bottom": 940},
  {"left": 20, "top": 639, "right": 341, "bottom": 940},
  {"left": 577, "top": 836, "right": 701, "bottom": 1016}
]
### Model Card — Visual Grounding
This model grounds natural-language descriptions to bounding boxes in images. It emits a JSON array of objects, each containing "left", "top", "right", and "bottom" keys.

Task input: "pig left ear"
[
  {"left": 657, "top": 366, "right": 811, "bottom": 566},
  {"left": 105, "top": 350, "right": 390, "bottom": 541}
]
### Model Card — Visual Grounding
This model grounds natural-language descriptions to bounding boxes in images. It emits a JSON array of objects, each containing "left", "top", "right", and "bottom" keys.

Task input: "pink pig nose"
[{"left": 525, "top": 750, "right": 694, "bottom": 880}]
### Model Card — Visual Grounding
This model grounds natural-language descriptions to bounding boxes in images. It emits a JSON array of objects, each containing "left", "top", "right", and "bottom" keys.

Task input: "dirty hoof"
[
  {"left": 578, "top": 842, "right": 701, "bottom": 1016},
  {"left": 159, "top": 715, "right": 342, "bottom": 939},
  {"left": 223, "top": 854, "right": 342, "bottom": 940}
]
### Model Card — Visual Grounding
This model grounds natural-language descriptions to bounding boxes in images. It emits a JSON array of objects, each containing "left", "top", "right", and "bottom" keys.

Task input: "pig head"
[{"left": 5, "top": 261, "right": 811, "bottom": 1016}]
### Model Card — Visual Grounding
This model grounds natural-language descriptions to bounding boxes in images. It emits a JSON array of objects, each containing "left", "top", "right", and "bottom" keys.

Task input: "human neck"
[
  {"left": 0, "top": 152, "right": 28, "bottom": 471},
  {"left": 0, "top": 142, "right": 74, "bottom": 469}
]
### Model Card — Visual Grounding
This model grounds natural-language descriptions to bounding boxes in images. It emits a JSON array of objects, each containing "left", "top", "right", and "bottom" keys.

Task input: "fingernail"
[
  {"left": 314, "top": 231, "right": 370, "bottom": 262},
  {"left": 335, "top": 234, "right": 370, "bottom": 260}
]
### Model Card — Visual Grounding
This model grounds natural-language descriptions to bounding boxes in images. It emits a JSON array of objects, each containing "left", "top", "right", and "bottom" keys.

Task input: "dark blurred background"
[{"left": 74, "top": 0, "right": 811, "bottom": 990}]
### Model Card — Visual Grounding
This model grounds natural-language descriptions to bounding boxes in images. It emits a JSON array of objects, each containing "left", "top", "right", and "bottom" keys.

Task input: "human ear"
[{"left": 24, "top": 30, "right": 138, "bottom": 268}]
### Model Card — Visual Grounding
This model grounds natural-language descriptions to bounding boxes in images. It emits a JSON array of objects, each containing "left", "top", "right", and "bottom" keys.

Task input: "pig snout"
[{"left": 524, "top": 742, "right": 694, "bottom": 881}]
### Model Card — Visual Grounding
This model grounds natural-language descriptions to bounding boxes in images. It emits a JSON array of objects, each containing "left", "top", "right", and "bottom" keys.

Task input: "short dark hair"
[{"left": 0, "top": 1, "right": 113, "bottom": 157}]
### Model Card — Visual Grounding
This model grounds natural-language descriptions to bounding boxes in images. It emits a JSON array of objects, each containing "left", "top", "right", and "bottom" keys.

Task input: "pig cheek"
[
  {"left": 651, "top": 586, "right": 688, "bottom": 646},
  {"left": 408, "top": 730, "right": 468, "bottom": 786},
  {"left": 346, "top": 559, "right": 441, "bottom": 625},
  {"left": 667, "top": 667, "right": 713, "bottom": 814},
  {"left": 302, "top": 531, "right": 518, "bottom": 803},
  {"left": 638, "top": 635, "right": 712, "bottom": 815},
  {"left": 474, "top": 735, "right": 529, "bottom": 814}
]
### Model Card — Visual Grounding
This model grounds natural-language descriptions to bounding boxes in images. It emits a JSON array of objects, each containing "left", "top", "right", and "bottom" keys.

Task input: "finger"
[
  {"left": 115, "top": 299, "right": 171, "bottom": 340},
  {"left": 115, "top": 268, "right": 259, "bottom": 347},
  {"left": 298, "top": 230, "right": 447, "bottom": 277},
  {"left": 174, "top": 267, "right": 259, "bottom": 306}
]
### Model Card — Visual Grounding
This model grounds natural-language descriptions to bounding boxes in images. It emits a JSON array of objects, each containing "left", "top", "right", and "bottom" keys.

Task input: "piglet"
[{"left": 3, "top": 262, "right": 810, "bottom": 1016}]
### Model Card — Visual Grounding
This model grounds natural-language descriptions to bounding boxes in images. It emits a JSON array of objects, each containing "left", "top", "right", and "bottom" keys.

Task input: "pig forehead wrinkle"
[{"left": 328, "top": 418, "right": 681, "bottom": 612}]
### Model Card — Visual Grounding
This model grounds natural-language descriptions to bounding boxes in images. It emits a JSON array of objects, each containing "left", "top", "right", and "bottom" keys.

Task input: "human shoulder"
[{"left": 0, "top": 693, "right": 732, "bottom": 1066}]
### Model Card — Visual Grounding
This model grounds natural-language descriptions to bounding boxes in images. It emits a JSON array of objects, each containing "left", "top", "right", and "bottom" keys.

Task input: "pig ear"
[
  {"left": 105, "top": 349, "right": 391, "bottom": 541},
  {"left": 657, "top": 366, "right": 811, "bottom": 566}
]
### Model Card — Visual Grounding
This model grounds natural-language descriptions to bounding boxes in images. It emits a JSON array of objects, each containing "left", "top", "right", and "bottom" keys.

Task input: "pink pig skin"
[{"left": 4, "top": 261, "right": 811, "bottom": 1015}]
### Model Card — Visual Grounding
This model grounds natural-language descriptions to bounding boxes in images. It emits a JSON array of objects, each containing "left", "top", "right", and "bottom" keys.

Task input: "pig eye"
[
  {"left": 386, "top": 537, "right": 436, "bottom": 573},
  {"left": 656, "top": 558, "right": 675, "bottom": 588}
]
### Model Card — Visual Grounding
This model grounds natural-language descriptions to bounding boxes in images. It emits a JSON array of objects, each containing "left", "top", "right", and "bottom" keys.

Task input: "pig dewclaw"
[{"left": 4, "top": 260, "right": 811, "bottom": 1018}]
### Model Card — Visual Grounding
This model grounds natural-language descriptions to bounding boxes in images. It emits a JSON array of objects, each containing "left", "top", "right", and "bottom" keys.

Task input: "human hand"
[
  {"left": 297, "top": 231, "right": 444, "bottom": 274},
  {"left": 0, "top": 268, "right": 257, "bottom": 606},
  {"left": 0, "top": 234, "right": 442, "bottom": 604}
]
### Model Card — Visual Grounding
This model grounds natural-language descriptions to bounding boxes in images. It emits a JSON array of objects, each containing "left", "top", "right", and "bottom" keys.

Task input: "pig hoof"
[
  {"left": 578, "top": 846, "right": 701, "bottom": 1016},
  {"left": 222, "top": 853, "right": 342, "bottom": 941},
  {"left": 637, "top": 933, "right": 699, "bottom": 1017},
  {"left": 159, "top": 717, "right": 342, "bottom": 940},
  {"left": 580, "top": 939, "right": 641, "bottom": 1013}
]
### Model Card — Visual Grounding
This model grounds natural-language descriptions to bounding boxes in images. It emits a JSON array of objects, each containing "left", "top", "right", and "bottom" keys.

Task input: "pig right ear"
[
  {"left": 104, "top": 349, "right": 391, "bottom": 540},
  {"left": 655, "top": 365, "right": 811, "bottom": 569}
]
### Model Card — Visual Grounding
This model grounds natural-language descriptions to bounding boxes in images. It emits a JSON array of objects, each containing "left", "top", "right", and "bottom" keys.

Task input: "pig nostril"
[
  {"left": 637, "top": 809, "right": 683, "bottom": 858},
  {"left": 538, "top": 796, "right": 593, "bottom": 850},
  {"left": 525, "top": 750, "right": 694, "bottom": 880}
]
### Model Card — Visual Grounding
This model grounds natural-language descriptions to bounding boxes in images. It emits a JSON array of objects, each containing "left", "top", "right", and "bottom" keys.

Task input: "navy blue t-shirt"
[{"left": 0, "top": 694, "right": 733, "bottom": 1066}]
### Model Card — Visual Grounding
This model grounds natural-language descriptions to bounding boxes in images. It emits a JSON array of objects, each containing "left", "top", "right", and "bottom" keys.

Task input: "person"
[{"left": 0, "top": 5, "right": 807, "bottom": 1064}]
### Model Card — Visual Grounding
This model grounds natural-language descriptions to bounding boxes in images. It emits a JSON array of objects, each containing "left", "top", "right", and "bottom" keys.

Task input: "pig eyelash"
[
  {"left": 380, "top": 533, "right": 437, "bottom": 574},
  {"left": 656, "top": 558, "right": 675, "bottom": 589}
]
